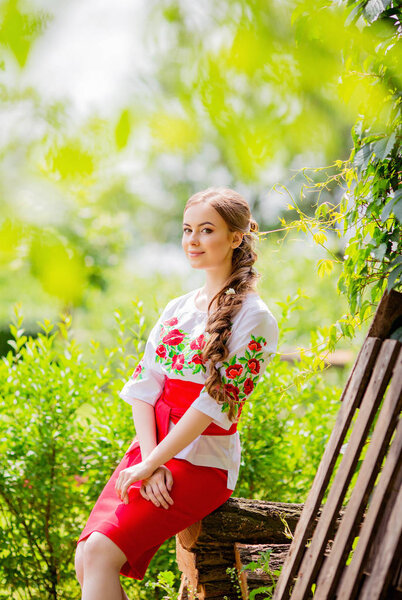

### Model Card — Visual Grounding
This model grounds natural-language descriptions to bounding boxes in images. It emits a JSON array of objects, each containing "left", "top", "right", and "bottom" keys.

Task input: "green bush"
[
  {"left": 0, "top": 303, "right": 178, "bottom": 599},
  {"left": 0, "top": 294, "right": 349, "bottom": 598}
]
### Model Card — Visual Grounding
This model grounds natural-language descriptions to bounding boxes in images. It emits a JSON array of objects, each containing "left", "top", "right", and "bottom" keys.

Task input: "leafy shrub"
[
  {"left": 0, "top": 303, "right": 177, "bottom": 599},
  {"left": 0, "top": 291, "right": 351, "bottom": 598}
]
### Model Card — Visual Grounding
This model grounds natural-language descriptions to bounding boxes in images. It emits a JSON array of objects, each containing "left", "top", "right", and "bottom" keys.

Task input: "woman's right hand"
[{"left": 140, "top": 465, "right": 174, "bottom": 509}]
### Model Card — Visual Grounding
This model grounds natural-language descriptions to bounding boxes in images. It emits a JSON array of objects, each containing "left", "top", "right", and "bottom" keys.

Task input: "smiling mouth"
[{"left": 188, "top": 251, "right": 204, "bottom": 256}]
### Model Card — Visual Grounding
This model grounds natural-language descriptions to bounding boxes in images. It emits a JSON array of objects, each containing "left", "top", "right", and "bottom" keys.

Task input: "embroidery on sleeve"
[
  {"left": 131, "top": 359, "right": 145, "bottom": 381},
  {"left": 219, "top": 334, "right": 268, "bottom": 415}
]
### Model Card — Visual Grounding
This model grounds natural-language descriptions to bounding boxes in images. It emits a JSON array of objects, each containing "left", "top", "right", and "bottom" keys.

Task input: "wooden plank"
[
  {"left": 314, "top": 345, "right": 402, "bottom": 598},
  {"left": 359, "top": 481, "right": 402, "bottom": 599},
  {"left": 336, "top": 413, "right": 402, "bottom": 599},
  {"left": 272, "top": 336, "right": 382, "bottom": 600},
  {"left": 366, "top": 288, "right": 402, "bottom": 340},
  {"left": 288, "top": 339, "right": 400, "bottom": 599}
]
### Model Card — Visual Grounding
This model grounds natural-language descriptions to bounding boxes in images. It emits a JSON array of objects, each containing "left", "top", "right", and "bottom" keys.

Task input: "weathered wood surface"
[
  {"left": 176, "top": 498, "right": 304, "bottom": 599},
  {"left": 234, "top": 543, "right": 290, "bottom": 600},
  {"left": 316, "top": 358, "right": 402, "bottom": 599},
  {"left": 177, "top": 498, "right": 304, "bottom": 550},
  {"left": 292, "top": 340, "right": 400, "bottom": 599},
  {"left": 271, "top": 335, "right": 382, "bottom": 599},
  {"left": 273, "top": 288, "right": 402, "bottom": 600},
  {"left": 176, "top": 497, "right": 345, "bottom": 599}
]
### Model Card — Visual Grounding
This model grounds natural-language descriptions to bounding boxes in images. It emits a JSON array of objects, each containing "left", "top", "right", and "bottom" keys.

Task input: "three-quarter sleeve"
[
  {"left": 191, "top": 309, "right": 279, "bottom": 430},
  {"left": 119, "top": 308, "right": 170, "bottom": 407}
]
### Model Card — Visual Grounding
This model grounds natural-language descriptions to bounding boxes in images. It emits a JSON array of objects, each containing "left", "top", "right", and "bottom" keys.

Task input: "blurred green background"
[
  {"left": 0, "top": 0, "right": 400, "bottom": 598},
  {"left": 1, "top": 0, "right": 397, "bottom": 348}
]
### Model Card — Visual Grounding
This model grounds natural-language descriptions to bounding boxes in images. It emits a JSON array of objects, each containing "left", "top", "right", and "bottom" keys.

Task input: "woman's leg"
[
  {"left": 81, "top": 532, "right": 129, "bottom": 600},
  {"left": 120, "top": 585, "right": 130, "bottom": 600},
  {"left": 75, "top": 540, "right": 130, "bottom": 600},
  {"left": 75, "top": 539, "right": 86, "bottom": 588}
]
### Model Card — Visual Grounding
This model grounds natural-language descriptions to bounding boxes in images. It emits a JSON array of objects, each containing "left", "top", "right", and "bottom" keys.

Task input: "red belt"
[
  {"left": 127, "top": 377, "right": 241, "bottom": 456},
  {"left": 154, "top": 377, "right": 239, "bottom": 443}
]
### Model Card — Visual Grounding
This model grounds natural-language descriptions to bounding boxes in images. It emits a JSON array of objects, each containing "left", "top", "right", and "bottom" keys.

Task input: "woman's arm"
[
  {"left": 143, "top": 407, "right": 213, "bottom": 472},
  {"left": 131, "top": 399, "right": 157, "bottom": 460}
]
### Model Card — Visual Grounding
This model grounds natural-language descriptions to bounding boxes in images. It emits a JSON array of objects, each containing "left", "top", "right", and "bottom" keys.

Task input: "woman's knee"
[
  {"left": 83, "top": 532, "right": 127, "bottom": 571},
  {"left": 75, "top": 540, "right": 86, "bottom": 585}
]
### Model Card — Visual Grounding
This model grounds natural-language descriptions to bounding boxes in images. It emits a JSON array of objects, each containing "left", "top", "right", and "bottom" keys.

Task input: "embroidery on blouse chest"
[
  {"left": 131, "top": 314, "right": 270, "bottom": 411},
  {"left": 155, "top": 316, "right": 207, "bottom": 377}
]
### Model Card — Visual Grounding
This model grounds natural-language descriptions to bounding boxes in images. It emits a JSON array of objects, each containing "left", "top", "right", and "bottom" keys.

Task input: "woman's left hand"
[{"left": 115, "top": 460, "right": 156, "bottom": 504}]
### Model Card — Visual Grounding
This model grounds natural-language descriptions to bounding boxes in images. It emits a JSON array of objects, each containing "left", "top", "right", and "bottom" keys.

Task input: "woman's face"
[{"left": 182, "top": 202, "right": 243, "bottom": 271}]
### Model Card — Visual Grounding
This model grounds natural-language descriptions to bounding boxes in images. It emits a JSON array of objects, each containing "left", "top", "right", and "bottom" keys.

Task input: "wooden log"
[
  {"left": 235, "top": 543, "right": 290, "bottom": 600},
  {"left": 177, "top": 497, "right": 304, "bottom": 551},
  {"left": 176, "top": 497, "right": 345, "bottom": 599}
]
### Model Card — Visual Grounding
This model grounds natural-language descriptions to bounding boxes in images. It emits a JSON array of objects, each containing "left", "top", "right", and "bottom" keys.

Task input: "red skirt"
[{"left": 76, "top": 438, "right": 233, "bottom": 580}]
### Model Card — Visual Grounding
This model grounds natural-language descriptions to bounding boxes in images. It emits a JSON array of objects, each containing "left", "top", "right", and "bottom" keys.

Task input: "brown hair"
[{"left": 184, "top": 187, "right": 261, "bottom": 422}]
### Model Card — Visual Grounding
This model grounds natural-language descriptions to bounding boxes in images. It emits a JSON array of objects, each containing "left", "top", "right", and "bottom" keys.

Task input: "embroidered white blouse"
[{"left": 119, "top": 287, "right": 279, "bottom": 490}]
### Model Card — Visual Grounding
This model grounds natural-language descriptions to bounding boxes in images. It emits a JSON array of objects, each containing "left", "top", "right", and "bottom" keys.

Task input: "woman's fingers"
[
  {"left": 153, "top": 479, "right": 174, "bottom": 509},
  {"left": 164, "top": 468, "right": 174, "bottom": 491},
  {"left": 139, "top": 486, "right": 149, "bottom": 501},
  {"left": 143, "top": 477, "right": 174, "bottom": 509},
  {"left": 145, "top": 484, "right": 163, "bottom": 508},
  {"left": 159, "top": 478, "right": 174, "bottom": 506}
]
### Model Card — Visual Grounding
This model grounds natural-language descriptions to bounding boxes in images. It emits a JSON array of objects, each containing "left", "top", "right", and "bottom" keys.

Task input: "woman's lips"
[{"left": 188, "top": 251, "right": 204, "bottom": 257}]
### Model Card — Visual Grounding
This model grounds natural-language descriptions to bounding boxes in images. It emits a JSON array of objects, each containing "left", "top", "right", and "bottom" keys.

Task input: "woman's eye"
[{"left": 183, "top": 228, "right": 213, "bottom": 234}]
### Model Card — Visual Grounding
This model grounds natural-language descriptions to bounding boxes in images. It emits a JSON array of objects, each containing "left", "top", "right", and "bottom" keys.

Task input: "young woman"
[{"left": 74, "top": 187, "right": 279, "bottom": 599}]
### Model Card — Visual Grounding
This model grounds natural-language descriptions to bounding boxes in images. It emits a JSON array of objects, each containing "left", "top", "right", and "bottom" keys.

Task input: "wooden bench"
[{"left": 176, "top": 288, "right": 402, "bottom": 599}]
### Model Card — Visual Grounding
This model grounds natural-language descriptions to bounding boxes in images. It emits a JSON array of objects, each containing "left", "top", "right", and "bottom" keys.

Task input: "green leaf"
[
  {"left": 387, "top": 263, "right": 402, "bottom": 291},
  {"left": 353, "top": 144, "right": 373, "bottom": 171},
  {"left": 114, "top": 108, "right": 131, "bottom": 150},
  {"left": 380, "top": 190, "right": 402, "bottom": 223},
  {"left": 372, "top": 131, "right": 396, "bottom": 161},
  {"left": 363, "top": 0, "right": 392, "bottom": 23}
]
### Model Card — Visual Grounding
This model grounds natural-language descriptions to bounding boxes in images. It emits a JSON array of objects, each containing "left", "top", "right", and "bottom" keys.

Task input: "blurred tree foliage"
[
  {"left": 278, "top": 0, "right": 401, "bottom": 321},
  {"left": 1, "top": 0, "right": 399, "bottom": 316}
]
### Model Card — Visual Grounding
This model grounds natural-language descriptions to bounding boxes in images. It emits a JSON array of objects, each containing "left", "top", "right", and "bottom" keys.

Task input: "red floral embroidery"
[
  {"left": 164, "top": 317, "right": 178, "bottom": 327},
  {"left": 162, "top": 329, "right": 185, "bottom": 346},
  {"left": 153, "top": 317, "right": 270, "bottom": 406},
  {"left": 248, "top": 358, "right": 261, "bottom": 374},
  {"left": 248, "top": 340, "right": 262, "bottom": 351},
  {"left": 224, "top": 383, "right": 240, "bottom": 403},
  {"left": 244, "top": 377, "right": 254, "bottom": 395},
  {"left": 172, "top": 353, "right": 185, "bottom": 370},
  {"left": 189, "top": 354, "right": 204, "bottom": 365},
  {"left": 156, "top": 344, "right": 167, "bottom": 359},
  {"left": 217, "top": 331, "right": 270, "bottom": 418},
  {"left": 225, "top": 364, "right": 243, "bottom": 379},
  {"left": 155, "top": 319, "right": 208, "bottom": 376},
  {"left": 190, "top": 334, "right": 206, "bottom": 350},
  {"left": 132, "top": 364, "right": 142, "bottom": 379}
]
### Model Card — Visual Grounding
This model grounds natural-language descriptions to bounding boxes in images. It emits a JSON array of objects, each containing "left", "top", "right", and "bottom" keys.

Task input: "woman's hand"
[
  {"left": 115, "top": 460, "right": 156, "bottom": 504},
  {"left": 140, "top": 466, "right": 174, "bottom": 510}
]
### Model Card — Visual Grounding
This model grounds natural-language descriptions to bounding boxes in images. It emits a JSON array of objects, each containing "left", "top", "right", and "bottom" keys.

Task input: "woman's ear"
[{"left": 231, "top": 231, "right": 244, "bottom": 249}]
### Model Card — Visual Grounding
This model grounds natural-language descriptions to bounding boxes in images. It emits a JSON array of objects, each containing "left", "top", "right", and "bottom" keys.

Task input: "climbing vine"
[{"left": 273, "top": 0, "right": 401, "bottom": 333}]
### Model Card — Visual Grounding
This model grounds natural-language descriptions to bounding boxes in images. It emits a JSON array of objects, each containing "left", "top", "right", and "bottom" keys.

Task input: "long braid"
[{"left": 184, "top": 187, "right": 261, "bottom": 423}]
